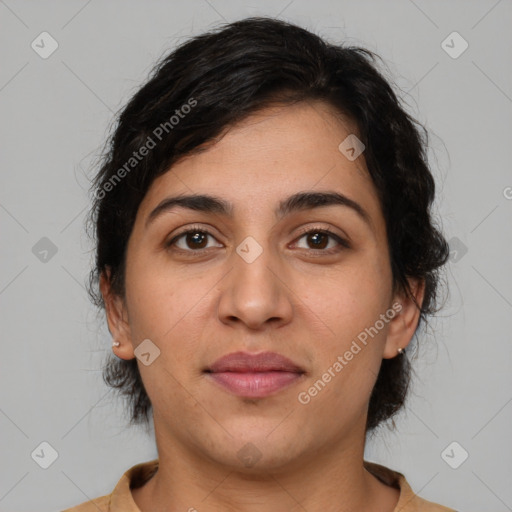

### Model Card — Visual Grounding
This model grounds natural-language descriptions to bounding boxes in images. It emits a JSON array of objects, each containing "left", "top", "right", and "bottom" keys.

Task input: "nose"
[{"left": 217, "top": 241, "right": 294, "bottom": 331}]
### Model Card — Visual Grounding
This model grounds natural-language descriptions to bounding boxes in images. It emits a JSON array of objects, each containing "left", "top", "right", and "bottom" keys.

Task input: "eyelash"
[{"left": 165, "top": 224, "right": 350, "bottom": 256}]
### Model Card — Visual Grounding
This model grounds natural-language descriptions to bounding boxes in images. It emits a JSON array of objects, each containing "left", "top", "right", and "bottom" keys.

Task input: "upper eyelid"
[
  {"left": 170, "top": 224, "right": 221, "bottom": 241},
  {"left": 168, "top": 225, "right": 348, "bottom": 248},
  {"left": 170, "top": 224, "right": 344, "bottom": 239},
  {"left": 293, "top": 224, "right": 345, "bottom": 238}
]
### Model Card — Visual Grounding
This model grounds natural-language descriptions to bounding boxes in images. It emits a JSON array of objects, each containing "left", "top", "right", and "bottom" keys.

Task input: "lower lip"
[{"left": 207, "top": 371, "right": 302, "bottom": 398}]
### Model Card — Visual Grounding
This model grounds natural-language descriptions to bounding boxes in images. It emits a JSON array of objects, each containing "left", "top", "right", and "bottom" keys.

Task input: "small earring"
[
  {"left": 397, "top": 347, "right": 405, "bottom": 355},
  {"left": 112, "top": 341, "right": 120, "bottom": 347}
]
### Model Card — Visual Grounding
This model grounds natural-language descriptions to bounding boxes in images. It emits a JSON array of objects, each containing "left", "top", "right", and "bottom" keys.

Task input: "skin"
[{"left": 101, "top": 100, "right": 425, "bottom": 512}]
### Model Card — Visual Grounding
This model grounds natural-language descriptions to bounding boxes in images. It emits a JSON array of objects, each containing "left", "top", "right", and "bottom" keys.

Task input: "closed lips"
[
  {"left": 205, "top": 351, "right": 305, "bottom": 374},
  {"left": 204, "top": 351, "right": 306, "bottom": 398}
]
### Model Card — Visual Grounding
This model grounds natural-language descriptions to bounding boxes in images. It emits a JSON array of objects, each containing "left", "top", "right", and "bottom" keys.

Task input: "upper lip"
[{"left": 206, "top": 351, "right": 305, "bottom": 373}]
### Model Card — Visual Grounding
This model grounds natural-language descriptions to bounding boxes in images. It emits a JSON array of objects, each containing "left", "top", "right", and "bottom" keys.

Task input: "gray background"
[{"left": 1, "top": 1, "right": 511, "bottom": 511}]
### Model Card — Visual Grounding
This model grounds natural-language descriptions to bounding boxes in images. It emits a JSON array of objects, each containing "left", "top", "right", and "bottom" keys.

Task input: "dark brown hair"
[{"left": 87, "top": 17, "right": 449, "bottom": 432}]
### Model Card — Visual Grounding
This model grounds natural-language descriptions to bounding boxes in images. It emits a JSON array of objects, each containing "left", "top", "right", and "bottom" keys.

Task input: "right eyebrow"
[{"left": 145, "top": 194, "right": 233, "bottom": 228}]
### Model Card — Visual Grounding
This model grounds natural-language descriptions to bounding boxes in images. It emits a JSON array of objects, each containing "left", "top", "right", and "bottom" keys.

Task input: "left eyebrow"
[{"left": 145, "top": 191, "right": 373, "bottom": 231}]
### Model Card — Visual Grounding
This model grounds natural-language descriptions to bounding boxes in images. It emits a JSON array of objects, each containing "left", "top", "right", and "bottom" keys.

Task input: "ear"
[
  {"left": 99, "top": 268, "right": 135, "bottom": 360},
  {"left": 382, "top": 277, "right": 425, "bottom": 359}
]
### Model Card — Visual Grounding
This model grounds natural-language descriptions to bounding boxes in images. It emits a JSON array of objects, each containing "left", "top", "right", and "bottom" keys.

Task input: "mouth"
[{"left": 204, "top": 351, "right": 306, "bottom": 398}]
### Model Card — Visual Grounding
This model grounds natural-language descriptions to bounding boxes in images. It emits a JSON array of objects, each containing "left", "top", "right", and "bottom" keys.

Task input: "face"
[{"left": 104, "top": 100, "right": 422, "bottom": 472}]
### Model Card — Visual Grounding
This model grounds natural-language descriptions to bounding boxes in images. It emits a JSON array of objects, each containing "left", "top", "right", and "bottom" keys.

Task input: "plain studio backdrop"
[{"left": 0, "top": 1, "right": 511, "bottom": 511}]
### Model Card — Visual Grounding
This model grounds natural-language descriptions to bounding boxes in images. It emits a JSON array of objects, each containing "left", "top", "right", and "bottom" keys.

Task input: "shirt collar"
[{"left": 106, "top": 458, "right": 449, "bottom": 511}]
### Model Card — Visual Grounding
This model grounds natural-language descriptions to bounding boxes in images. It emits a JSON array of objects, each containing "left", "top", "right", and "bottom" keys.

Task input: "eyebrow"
[{"left": 145, "top": 191, "right": 373, "bottom": 230}]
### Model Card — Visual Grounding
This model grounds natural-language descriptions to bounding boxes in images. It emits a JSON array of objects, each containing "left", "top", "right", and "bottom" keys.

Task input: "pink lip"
[{"left": 205, "top": 351, "right": 305, "bottom": 398}]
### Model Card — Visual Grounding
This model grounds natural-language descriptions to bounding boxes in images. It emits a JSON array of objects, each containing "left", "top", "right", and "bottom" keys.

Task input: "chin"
[{"left": 203, "top": 422, "right": 306, "bottom": 472}]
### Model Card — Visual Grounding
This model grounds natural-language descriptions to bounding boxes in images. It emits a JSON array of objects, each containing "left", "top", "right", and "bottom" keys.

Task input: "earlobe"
[
  {"left": 99, "top": 269, "right": 135, "bottom": 360},
  {"left": 383, "top": 278, "right": 425, "bottom": 359}
]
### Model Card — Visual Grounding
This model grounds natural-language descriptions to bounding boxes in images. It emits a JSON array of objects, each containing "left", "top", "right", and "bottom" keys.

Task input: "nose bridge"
[{"left": 217, "top": 234, "right": 293, "bottom": 329}]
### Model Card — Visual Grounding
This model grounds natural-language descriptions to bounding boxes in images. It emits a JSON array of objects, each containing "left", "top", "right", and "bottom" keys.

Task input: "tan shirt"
[{"left": 62, "top": 459, "right": 456, "bottom": 511}]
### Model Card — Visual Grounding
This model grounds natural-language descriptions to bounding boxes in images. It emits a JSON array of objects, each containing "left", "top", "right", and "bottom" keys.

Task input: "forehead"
[
  {"left": 137, "top": 101, "right": 383, "bottom": 231},
  {"left": 185, "top": 100, "right": 365, "bottom": 176}
]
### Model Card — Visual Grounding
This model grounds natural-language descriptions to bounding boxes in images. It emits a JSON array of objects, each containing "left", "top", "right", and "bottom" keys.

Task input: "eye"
[
  {"left": 292, "top": 227, "right": 350, "bottom": 254},
  {"left": 166, "top": 226, "right": 223, "bottom": 252},
  {"left": 165, "top": 225, "right": 350, "bottom": 255}
]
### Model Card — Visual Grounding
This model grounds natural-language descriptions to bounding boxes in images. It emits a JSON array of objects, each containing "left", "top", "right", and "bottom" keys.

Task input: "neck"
[{"left": 132, "top": 425, "right": 399, "bottom": 512}]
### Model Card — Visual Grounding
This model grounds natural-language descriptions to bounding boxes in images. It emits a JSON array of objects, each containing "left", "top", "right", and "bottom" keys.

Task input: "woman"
[{"left": 64, "top": 17, "right": 454, "bottom": 512}]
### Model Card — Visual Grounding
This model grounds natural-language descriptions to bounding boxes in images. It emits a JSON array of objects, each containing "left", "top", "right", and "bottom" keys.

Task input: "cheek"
[
  {"left": 298, "top": 283, "right": 390, "bottom": 422},
  {"left": 125, "top": 248, "right": 187, "bottom": 330},
  {"left": 306, "top": 260, "right": 391, "bottom": 337},
  {"left": 297, "top": 261, "right": 392, "bottom": 400},
  {"left": 124, "top": 257, "right": 213, "bottom": 366},
  {"left": 124, "top": 266, "right": 209, "bottom": 405}
]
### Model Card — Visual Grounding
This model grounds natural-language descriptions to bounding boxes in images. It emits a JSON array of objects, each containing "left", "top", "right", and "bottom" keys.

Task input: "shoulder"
[
  {"left": 364, "top": 460, "right": 457, "bottom": 512},
  {"left": 60, "top": 459, "right": 159, "bottom": 512}
]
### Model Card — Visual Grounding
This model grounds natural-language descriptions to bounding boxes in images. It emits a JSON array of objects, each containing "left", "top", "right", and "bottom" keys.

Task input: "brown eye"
[
  {"left": 184, "top": 232, "right": 208, "bottom": 249},
  {"left": 294, "top": 229, "right": 349, "bottom": 253},
  {"left": 305, "top": 232, "right": 329, "bottom": 250},
  {"left": 166, "top": 228, "right": 223, "bottom": 252}
]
